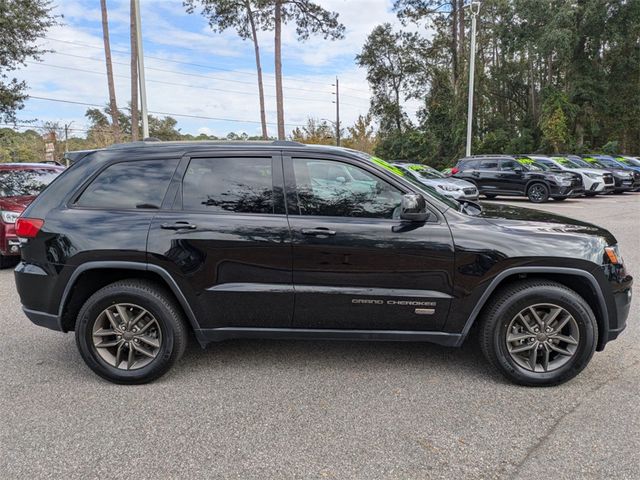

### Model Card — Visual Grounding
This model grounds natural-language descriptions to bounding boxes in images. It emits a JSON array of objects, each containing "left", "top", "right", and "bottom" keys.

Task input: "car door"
[
  {"left": 497, "top": 159, "right": 525, "bottom": 193},
  {"left": 474, "top": 158, "right": 502, "bottom": 192},
  {"left": 284, "top": 153, "right": 455, "bottom": 331},
  {"left": 147, "top": 152, "right": 294, "bottom": 330}
]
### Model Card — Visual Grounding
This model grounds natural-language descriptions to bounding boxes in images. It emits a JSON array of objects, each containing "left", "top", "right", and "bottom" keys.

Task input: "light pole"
[
  {"left": 332, "top": 77, "right": 340, "bottom": 146},
  {"left": 133, "top": 0, "right": 149, "bottom": 139},
  {"left": 465, "top": 1, "right": 481, "bottom": 157}
]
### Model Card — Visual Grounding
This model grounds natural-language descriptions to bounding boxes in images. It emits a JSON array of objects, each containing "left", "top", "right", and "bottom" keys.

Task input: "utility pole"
[
  {"left": 133, "top": 0, "right": 149, "bottom": 139},
  {"left": 332, "top": 77, "right": 341, "bottom": 146},
  {"left": 465, "top": 1, "right": 481, "bottom": 157},
  {"left": 64, "top": 121, "right": 74, "bottom": 167}
]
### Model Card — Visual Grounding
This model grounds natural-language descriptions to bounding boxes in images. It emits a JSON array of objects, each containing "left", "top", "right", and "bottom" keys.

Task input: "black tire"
[
  {"left": 527, "top": 183, "right": 550, "bottom": 203},
  {"left": 478, "top": 280, "right": 597, "bottom": 387},
  {"left": 584, "top": 192, "right": 598, "bottom": 197},
  {"left": 553, "top": 196, "right": 567, "bottom": 201},
  {"left": 483, "top": 193, "right": 497, "bottom": 199},
  {"left": 0, "top": 254, "right": 19, "bottom": 269},
  {"left": 75, "top": 279, "right": 189, "bottom": 384}
]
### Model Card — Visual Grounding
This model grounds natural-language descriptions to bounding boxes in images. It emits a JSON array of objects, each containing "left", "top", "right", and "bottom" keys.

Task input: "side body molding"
[{"left": 456, "top": 266, "right": 608, "bottom": 347}]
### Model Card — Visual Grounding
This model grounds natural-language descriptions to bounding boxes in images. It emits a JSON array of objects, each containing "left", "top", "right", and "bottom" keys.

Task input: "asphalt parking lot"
[{"left": 1, "top": 193, "right": 639, "bottom": 479}]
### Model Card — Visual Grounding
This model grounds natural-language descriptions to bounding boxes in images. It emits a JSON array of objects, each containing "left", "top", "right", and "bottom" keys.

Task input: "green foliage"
[{"left": 0, "top": 0, "right": 56, "bottom": 123}]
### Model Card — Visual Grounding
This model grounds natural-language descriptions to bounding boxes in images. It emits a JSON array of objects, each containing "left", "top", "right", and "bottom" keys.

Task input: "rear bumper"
[{"left": 22, "top": 307, "right": 61, "bottom": 331}]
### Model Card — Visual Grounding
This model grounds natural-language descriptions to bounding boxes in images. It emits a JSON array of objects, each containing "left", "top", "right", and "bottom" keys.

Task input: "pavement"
[{"left": 1, "top": 193, "right": 639, "bottom": 479}]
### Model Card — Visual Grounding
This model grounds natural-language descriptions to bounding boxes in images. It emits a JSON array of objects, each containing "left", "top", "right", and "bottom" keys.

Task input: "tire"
[
  {"left": 0, "top": 254, "right": 19, "bottom": 269},
  {"left": 483, "top": 193, "right": 497, "bottom": 199},
  {"left": 478, "top": 280, "right": 597, "bottom": 387},
  {"left": 527, "top": 183, "right": 549, "bottom": 203},
  {"left": 75, "top": 279, "right": 189, "bottom": 384},
  {"left": 584, "top": 192, "right": 598, "bottom": 197},
  {"left": 553, "top": 196, "right": 567, "bottom": 201}
]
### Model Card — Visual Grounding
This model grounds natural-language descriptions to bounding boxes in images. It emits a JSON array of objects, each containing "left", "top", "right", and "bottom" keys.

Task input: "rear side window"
[
  {"left": 182, "top": 157, "right": 273, "bottom": 214},
  {"left": 479, "top": 159, "right": 498, "bottom": 169},
  {"left": 458, "top": 160, "right": 477, "bottom": 170},
  {"left": 76, "top": 159, "right": 179, "bottom": 209}
]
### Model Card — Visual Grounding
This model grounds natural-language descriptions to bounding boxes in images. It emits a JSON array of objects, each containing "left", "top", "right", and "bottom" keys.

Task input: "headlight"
[
  {"left": 0, "top": 211, "right": 20, "bottom": 224},
  {"left": 552, "top": 175, "right": 571, "bottom": 183},
  {"left": 436, "top": 184, "right": 460, "bottom": 192},
  {"left": 584, "top": 173, "right": 600, "bottom": 179}
]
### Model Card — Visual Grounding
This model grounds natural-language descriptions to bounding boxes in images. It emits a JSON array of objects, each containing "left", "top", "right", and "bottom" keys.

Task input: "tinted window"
[
  {"left": 292, "top": 158, "right": 402, "bottom": 219},
  {"left": 182, "top": 157, "right": 273, "bottom": 214},
  {"left": 459, "top": 160, "right": 477, "bottom": 170},
  {"left": 0, "top": 169, "right": 61, "bottom": 197},
  {"left": 479, "top": 160, "right": 498, "bottom": 169},
  {"left": 76, "top": 160, "right": 178, "bottom": 209},
  {"left": 499, "top": 160, "right": 519, "bottom": 171}
]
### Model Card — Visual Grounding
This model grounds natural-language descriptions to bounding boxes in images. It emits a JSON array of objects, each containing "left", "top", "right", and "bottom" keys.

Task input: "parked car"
[
  {"left": 614, "top": 155, "right": 640, "bottom": 170},
  {"left": 0, "top": 163, "right": 65, "bottom": 268},
  {"left": 15, "top": 141, "right": 632, "bottom": 386},
  {"left": 574, "top": 156, "right": 640, "bottom": 193},
  {"left": 523, "top": 155, "right": 615, "bottom": 196},
  {"left": 392, "top": 162, "right": 479, "bottom": 201},
  {"left": 452, "top": 155, "right": 583, "bottom": 203}
]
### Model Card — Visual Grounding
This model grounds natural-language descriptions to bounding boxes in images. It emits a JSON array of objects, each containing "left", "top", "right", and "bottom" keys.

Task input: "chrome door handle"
[
  {"left": 301, "top": 228, "right": 336, "bottom": 236},
  {"left": 161, "top": 222, "right": 197, "bottom": 230}
]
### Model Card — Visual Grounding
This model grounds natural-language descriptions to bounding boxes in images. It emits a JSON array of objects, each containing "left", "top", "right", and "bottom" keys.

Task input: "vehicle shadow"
[{"left": 169, "top": 334, "right": 508, "bottom": 386}]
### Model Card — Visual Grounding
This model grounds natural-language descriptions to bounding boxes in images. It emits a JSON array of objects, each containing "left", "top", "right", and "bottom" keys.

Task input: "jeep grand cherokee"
[{"left": 14, "top": 141, "right": 633, "bottom": 386}]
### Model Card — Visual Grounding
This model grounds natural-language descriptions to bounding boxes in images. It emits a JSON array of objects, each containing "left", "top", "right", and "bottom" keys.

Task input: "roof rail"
[{"left": 271, "top": 140, "right": 304, "bottom": 146}]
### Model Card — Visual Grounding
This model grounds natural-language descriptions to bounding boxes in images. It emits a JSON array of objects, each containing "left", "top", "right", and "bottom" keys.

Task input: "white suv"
[{"left": 527, "top": 155, "right": 615, "bottom": 196}]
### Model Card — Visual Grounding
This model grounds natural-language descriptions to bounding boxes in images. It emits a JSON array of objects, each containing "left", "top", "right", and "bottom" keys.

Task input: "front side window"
[
  {"left": 499, "top": 160, "right": 520, "bottom": 171},
  {"left": 182, "top": 157, "right": 273, "bottom": 214},
  {"left": 0, "top": 169, "right": 61, "bottom": 197},
  {"left": 292, "top": 158, "right": 402, "bottom": 219},
  {"left": 479, "top": 160, "right": 498, "bottom": 169},
  {"left": 76, "top": 159, "right": 178, "bottom": 209}
]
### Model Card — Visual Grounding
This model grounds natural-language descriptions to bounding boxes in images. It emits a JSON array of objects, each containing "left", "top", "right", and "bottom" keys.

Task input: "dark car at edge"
[{"left": 14, "top": 141, "right": 633, "bottom": 386}]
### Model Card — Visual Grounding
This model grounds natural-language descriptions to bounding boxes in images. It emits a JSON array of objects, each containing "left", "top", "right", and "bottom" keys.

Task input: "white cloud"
[{"left": 13, "top": 0, "right": 422, "bottom": 138}]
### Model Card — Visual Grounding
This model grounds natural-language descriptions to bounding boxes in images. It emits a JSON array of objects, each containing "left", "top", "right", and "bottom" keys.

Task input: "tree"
[
  {"left": 0, "top": 0, "right": 56, "bottom": 123},
  {"left": 266, "top": 1, "right": 345, "bottom": 139},
  {"left": 184, "top": 0, "right": 270, "bottom": 139},
  {"left": 100, "top": 0, "right": 121, "bottom": 142},
  {"left": 356, "top": 24, "right": 424, "bottom": 134},
  {"left": 130, "top": 0, "right": 139, "bottom": 141},
  {"left": 290, "top": 117, "right": 334, "bottom": 145},
  {"left": 343, "top": 115, "right": 377, "bottom": 154}
]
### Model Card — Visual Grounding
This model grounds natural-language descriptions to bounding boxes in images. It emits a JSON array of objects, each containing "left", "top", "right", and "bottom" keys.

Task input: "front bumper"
[
  {"left": 550, "top": 184, "right": 584, "bottom": 198},
  {"left": 447, "top": 187, "right": 479, "bottom": 201},
  {"left": 0, "top": 223, "right": 20, "bottom": 256}
]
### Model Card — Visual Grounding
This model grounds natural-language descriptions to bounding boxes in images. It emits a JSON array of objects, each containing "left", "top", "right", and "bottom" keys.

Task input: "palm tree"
[{"left": 100, "top": 0, "right": 120, "bottom": 143}]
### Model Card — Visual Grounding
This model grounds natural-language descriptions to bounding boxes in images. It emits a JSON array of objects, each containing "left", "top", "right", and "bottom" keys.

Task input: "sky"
[{"left": 12, "top": 0, "right": 421, "bottom": 139}]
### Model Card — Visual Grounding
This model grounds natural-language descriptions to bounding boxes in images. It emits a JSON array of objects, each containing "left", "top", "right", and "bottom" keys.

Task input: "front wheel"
[
  {"left": 527, "top": 183, "right": 550, "bottom": 203},
  {"left": 553, "top": 196, "right": 567, "bottom": 201},
  {"left": 75, "top": 280, "right": 189, "bottom": 384},
  {"left": 479, "top": 280, "right": 597, "bottom": 386}
]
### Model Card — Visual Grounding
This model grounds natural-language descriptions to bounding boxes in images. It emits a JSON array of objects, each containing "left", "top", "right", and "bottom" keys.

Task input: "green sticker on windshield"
[
  {"left": 407, "top": 164, "right": 427, "bottom": 172},
  {"left": 516, "top": 157, "right": 534, "bottom": 165},
  {"left": 370, "top": 156, "right": 406, "bottom": 176},
  {"left": 551, "top": 157, "right": 567, "bottom": 164},
  {"left": 583, "top": 157, "right": 596, "bottom": 163}
]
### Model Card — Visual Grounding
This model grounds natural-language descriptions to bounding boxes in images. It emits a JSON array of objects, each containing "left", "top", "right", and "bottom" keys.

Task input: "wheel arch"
[
  {"left": 525, "top": 179, "right": 550, "bottom": 193},
  {"left": 59, "top": 261, "right": 203, "bottom": 343},
  {"left": 459, "top": 267, "right": 609, "bottom": 351}
]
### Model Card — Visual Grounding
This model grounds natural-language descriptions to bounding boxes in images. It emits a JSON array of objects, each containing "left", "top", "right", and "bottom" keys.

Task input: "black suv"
[
  {"left": 14, "top": 141, "right": 632, "bottom": 386},
  {"left": 452, "top": 155, "right": 584, "bottom": 202}
]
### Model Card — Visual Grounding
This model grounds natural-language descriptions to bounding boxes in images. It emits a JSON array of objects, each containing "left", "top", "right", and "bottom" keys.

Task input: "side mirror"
[
  {"left": 514, "top": 166, "right": 524, "bottom": 173},
  {"left": 400, "top": 193, "right": 429, "bottom": 222}
]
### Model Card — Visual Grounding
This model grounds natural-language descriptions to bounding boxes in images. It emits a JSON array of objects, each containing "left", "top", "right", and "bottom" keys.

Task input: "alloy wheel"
[
  {"left": 529, "top": 185, "right": 546, "bottom": 202},
  {"left": 505, "top": 303, "right": 579, "bottom": 373},
  {"left": 91, "top": 303, "right": 163, "bottom": 370}
]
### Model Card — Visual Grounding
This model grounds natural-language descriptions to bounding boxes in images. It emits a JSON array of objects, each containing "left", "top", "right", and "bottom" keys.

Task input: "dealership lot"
[{"left": 1, "top": 193, "right": 638, "bottom": 479}]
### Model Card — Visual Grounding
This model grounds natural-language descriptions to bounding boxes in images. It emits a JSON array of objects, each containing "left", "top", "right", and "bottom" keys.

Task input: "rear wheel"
[
  {"left": 479, "top": 280, "right": 597, "bottom": 386},
  {"left": 483, "top": 193, "right": 497, "bottom": 199},
  {"left": 527, "top": 183, "right": 549, "bottom": 203},
  {"left": 75, "top": 280, "right": 188, "bottom": 384}
]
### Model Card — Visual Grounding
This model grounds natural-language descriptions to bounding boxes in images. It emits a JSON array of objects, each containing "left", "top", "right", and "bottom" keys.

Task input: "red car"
[{"left": 0, "top": 163, "right": 65, "bottom": 268}]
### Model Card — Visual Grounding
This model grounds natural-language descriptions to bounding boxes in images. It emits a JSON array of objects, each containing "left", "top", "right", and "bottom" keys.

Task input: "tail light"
[
  {"left": 451, "top": 167, "right": 459, "bottom": 175},
  {"left": 15, "top": 218, "right": 44, "bottom": 238}
]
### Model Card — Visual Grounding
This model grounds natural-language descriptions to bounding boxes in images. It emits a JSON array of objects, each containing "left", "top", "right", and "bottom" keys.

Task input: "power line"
[
  {"left": 26, "top": 95, "right": 305, "bottom": 127},
  {"left": 25, "top": 60, "right": 368, "bottom": 107},
  {"left": 44, "top": 37, "right": 370, "bottom": 97}
]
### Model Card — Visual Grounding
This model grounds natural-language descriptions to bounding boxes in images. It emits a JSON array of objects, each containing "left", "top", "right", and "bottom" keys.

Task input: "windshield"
[
  {"left": 0, "top": 169, "right": 61, "bottom": 197},
  {"left": 575, "top": 157, "right": 607, "bottom": 169},
  {"left": 516, "top": 158, "right": 550, "bottom": 171},
  {"left": 352, "top": 153, "right": 461, "bottom": 210},
  {"left": 405, "top": 164, "right": 445, "bottom": 180},
  {"left": 617, "top": 157, "right": 640, "bottom": 167},
  {"left": 551, "top": 156, "right": 582, "bottom": 168}
]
